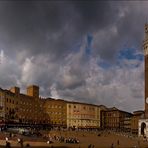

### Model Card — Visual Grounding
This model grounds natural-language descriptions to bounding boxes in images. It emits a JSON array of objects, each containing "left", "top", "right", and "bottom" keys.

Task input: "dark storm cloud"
[
  {"left": 0, "top": 1, "right": 120, "bottom": 60},
  {"left": 0, "top": 1, "right": 146, "bottom": 112},
  {"left": 0, "top": 1, "right": 144, "bottom": 62},
  {"left": 73, "top": 1, "right": 117, "bottom": 31},
  {"left": 92, "top": 2, "right": 146, "bottom": 61}
]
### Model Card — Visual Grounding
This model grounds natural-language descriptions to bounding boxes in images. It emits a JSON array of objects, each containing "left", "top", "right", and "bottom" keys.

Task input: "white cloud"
[
  {"left": 21, "top": 57, "right": 35, "bottom": 84},
  {"left": 0, "top": 50, "right": 21, "bottom": 88},
  {"left": 50, "top": 83, "right": 60, "bottom": 99}
]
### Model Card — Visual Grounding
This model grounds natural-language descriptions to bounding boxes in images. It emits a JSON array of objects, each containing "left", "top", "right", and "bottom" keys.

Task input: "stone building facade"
[
  {"left": 0, "top": 84, "right": 136, "bottom": 131},
  {"left": 101, "top": 107, "right": 132, "bottom": 131},
  {"left": 66, "top": 101, "right": 101, "bottom": 129},
  {"left": 131, "top": 111, "right": 144, "bottom": 135},
  {"left": 42, "top": 98, "right": 67, "bottom": 127},
  {"left": 0, "top": 85, "right": 104, "bottom": 129},
  {"left": 0, "top": 85, "right": 50, "bottom": 127}
]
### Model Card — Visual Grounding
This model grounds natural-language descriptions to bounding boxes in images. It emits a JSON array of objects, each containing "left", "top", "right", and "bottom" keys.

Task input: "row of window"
[
  {"left": 6, "top": 107, "right": 15, "bottom": 111},
  {"left": 68, "top": 124, "right": 98, "bottom": 127},
  {"left": 19, "top": 108, "right": 41, "bottom": 114},
  {"left": 6, "top": 98, "right": 18, "bottom": 105},
  {"left": 50, "top": 118, "right": 66, "bottom": 121},
  {"left": 69, "top": 105, "right": 95, "bottom": 111},
  {"left": 20, "top": 101, "right": 42, "bottom": 107},
  {"left": 48, "top": 112, "right": 64, "bottom": 115},
  {"left": 105, "top": 119, "right": 119, "bottom": 123},
  {"left": 69, "top": 114, "right": 96, "bottom": 118},
  {"left": 68, "top": 120, "right": 98, "bottom": 124},
  {"left": 51, "top": 121, "right": 65, "bottom": 124},
  {"left": 48, "top": 105, "right": 64, "bottom": 109}
]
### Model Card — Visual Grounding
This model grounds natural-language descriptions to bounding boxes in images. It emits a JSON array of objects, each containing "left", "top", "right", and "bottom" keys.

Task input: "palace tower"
[{"left": 143, "top": 24, "right": 148, "bottom": 118}]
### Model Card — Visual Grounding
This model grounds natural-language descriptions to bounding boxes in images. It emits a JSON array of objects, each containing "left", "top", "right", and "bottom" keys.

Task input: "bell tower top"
[{"left": 143, "top": 24, "right": 148, "bottom": 55}]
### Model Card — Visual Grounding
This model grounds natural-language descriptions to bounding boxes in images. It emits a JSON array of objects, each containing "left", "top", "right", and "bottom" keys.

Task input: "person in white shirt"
[{"left": 5, "top": 137, "right": 8, "bottom": 143}]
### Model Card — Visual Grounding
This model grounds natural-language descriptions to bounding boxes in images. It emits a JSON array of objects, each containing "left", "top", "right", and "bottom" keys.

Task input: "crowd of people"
[{"left": 44, "top": 134, "right": 80, "bottom": 144}]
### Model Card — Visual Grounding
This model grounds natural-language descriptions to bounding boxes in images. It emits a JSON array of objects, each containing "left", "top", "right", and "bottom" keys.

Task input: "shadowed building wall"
[
  {"left": 0, "top": 85, "right": 50, "bottom": 126},
  {"left": 42, "top": 98, "right": 67, "bottom": 127}
]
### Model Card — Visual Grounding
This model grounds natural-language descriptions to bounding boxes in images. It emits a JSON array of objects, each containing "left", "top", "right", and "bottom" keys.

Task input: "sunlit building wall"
[{"left": 67, "top": 101, "right": 101, "bottom": 128}]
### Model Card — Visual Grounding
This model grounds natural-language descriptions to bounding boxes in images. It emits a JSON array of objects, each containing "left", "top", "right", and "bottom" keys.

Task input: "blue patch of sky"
[
  {"left": 117, "top": 47, "right": 144, "bottom": 61},
  {"left": 116, "top": 47, "right": 144, "bottom": 68},
  {"left": 85, "top": 34, "right": 93, "bottom": 57},
  {"left": 98, "top": 47, "right": 144, "bottom": 69}
]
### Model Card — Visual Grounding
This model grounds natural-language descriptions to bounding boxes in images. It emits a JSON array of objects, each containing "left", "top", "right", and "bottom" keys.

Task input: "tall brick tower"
[
  {"left": 144, "top": 24, "right": 148, "bottom": 118},
  {"left": 27, "top": 85, "right": 39, "bottom": 99},
  {"left": 138, "top": 25, "right": 148, "bottom": 138}
]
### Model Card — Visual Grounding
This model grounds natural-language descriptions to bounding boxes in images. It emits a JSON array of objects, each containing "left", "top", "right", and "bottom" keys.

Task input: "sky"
[{"left": 0, "top": 1, "right": 146, "bottom": 112}]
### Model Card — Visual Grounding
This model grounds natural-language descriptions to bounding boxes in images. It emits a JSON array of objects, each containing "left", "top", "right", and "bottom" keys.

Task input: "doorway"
[{"left": 141, "top": 122, "right": 146, "bottom": 136}]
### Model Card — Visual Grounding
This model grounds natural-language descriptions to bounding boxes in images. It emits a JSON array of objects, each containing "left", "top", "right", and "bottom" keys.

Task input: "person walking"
[
  {"left": 117, "top": 140, "right": 119, "bottom": 146},
  {"left": 111, "top": 143, "right": 114, "bottom": 148},
  {"left": 20, "top": 138, "right": 24, "bottom": 148}
]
